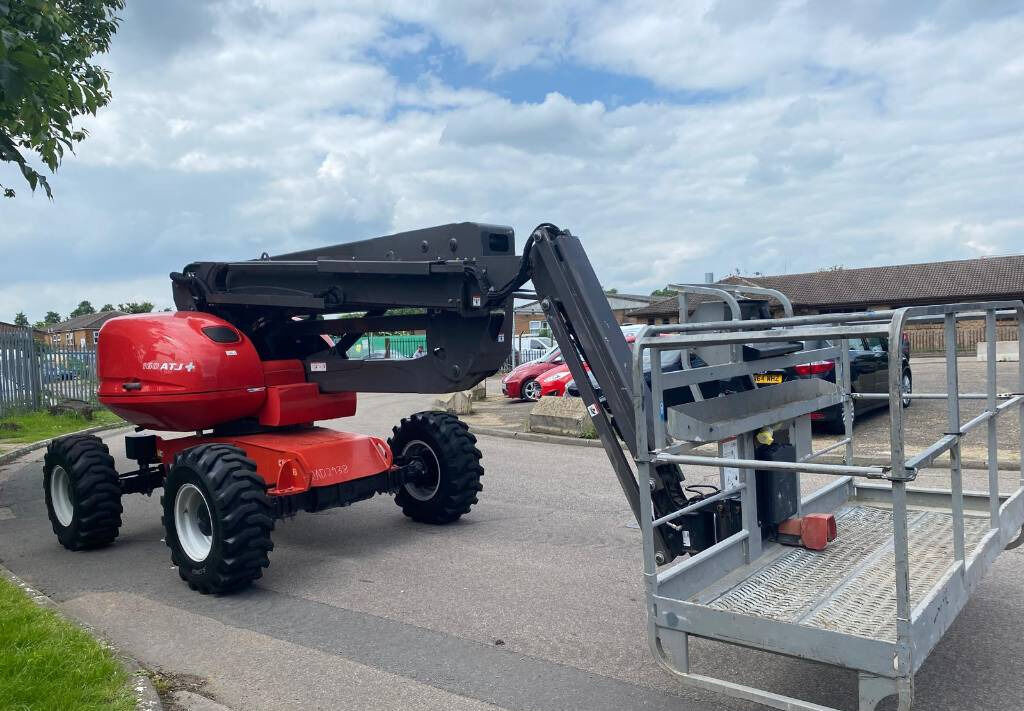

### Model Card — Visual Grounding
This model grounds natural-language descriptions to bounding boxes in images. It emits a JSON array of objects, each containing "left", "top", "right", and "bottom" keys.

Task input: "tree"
[
  {"left": 99, "top": 302, "right": 114, "bottom": 311},
  {"left": 0, "top": 0, "right": 124, "bottom": 198},
  {"left": 117, "top": 301, "right": 153, "bottom": 314},
  {"left": 69, "top": 299, "right": 95, "bottom": 317},
  {"left": 43, "top": 310, "right": 61, "bottom": 324},
  {"left": 13, "top": 311, "right": 28, "bottom": 325},
  {"left": 605, "top": 287, "right": 618, "bottom": 294},
  {"left": 650, "top": 287, "right": 675, "bottom": 297}
]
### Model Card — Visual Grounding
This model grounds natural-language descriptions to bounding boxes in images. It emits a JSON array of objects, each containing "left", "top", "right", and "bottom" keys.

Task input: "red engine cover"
[{"left": 98, "top": 312, "right": 266, "bottom": 431}]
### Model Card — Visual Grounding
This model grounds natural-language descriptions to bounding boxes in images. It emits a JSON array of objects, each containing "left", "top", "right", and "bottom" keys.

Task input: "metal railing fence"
[
  {"left": 0, "top": 327, "right": 99, "bottom": 415},
  {"left": 500, "top": 347, "right": 548, "bottom": 372}
]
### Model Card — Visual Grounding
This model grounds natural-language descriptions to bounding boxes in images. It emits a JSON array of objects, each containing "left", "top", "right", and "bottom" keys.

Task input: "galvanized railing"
[
  {"left": 0, "top": 326, "right": 100, "bottom": 415},
  {"left": 630, "top": 300, "right": 1024, "bottom": 711}
]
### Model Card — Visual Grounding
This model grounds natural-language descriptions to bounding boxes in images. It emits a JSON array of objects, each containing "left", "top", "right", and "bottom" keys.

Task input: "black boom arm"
[
  {"left": 171, "top": 223, "right": 523, "bottom": 394},
  {"left": 171, "top": 221, "right": 677, "bottom": 561}
]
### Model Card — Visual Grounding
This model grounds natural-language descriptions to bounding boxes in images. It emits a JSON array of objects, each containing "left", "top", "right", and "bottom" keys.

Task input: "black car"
[
  {"left": 754, "top": 335, "right": 911, "bottom": 433},
  {"left": 565, "top": 348, "right": 749, "bottom": 405}
]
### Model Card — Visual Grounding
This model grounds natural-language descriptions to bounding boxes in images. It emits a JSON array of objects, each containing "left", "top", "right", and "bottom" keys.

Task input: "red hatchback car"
[{"left": 501, "top": 347, "right": 563, "bottom": 401}]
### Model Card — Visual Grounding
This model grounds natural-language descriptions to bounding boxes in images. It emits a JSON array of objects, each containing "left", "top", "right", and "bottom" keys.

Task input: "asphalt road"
[{"left": 2, "top": 392, "right": 1023, "bottom": 711}]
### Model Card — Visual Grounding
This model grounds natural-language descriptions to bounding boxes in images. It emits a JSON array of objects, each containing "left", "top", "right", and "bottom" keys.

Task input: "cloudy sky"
[{"left": 2, "top": 0, "right": 1023, "bottom": 322}]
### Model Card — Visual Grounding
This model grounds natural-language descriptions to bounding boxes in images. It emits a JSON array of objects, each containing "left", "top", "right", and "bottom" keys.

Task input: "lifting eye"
[{"left": 201, "top": 326, "right": 240, "bottom": 343}]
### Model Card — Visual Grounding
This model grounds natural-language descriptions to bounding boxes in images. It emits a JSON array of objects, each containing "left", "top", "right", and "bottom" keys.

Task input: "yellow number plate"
[{"left": 754, "top": 373, "right": 783, "bottom": 385}]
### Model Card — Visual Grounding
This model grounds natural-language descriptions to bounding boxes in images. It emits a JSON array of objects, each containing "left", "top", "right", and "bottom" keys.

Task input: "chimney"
[{"left": 704, "top": 272, "right": 714, "bottom": 284}]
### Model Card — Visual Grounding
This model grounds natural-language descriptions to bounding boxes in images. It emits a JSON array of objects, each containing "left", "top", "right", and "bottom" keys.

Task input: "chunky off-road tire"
[
  {"left": 389, "top": 411, "right": 483, "bottom": 524},
  {"left": 43, "top": 435, "right": 123, "bottom": 550},
  {"left": 161, "top": 444, "right": 274, "bottom": 594}
]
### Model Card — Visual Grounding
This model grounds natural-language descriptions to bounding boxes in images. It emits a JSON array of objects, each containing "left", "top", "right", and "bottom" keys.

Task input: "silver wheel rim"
[
  {"left": 174, "top": 483, "right": 213, "bottom": 563},
  {"left": 523, "top": 380, "right": 541, "bottom": 400},
  {"left": 50, "top": 465, "right": 74, "bottom": 527},
  {"left": 402, "top": 440, "right": 441, "bottom": 501},
  {"left": 902, "top": 373, "right": 912, "bottom": 407}
]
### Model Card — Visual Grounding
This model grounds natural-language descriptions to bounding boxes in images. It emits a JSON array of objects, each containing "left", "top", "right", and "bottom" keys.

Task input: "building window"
[
  {"left": 528, "top": 320, "right": 548, "bottom": 332},
  {"left": 65, "top": 332, "right": 72, "bottom": 345}
]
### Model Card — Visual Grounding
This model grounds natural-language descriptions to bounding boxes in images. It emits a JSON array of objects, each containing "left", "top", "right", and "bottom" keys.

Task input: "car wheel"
[
  {"left": 901, "top": 369, "right": 912, "bottom": 409},
  {"left": 521, "top": 378, "right": 541, "bottom": 402}
]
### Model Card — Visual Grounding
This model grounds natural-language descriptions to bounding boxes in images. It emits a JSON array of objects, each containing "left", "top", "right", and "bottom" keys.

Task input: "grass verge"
[
  {"left": 0, "top": 576, "right": 134, "bottom": 711},
  {"left": 0, "top": 408, "right": 122, "bottom": 445}
]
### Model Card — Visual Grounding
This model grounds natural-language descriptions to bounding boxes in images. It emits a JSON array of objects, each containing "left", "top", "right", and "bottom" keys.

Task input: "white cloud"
[{"left": 2, "top": 0, "right": 1023, "bottom": 323}]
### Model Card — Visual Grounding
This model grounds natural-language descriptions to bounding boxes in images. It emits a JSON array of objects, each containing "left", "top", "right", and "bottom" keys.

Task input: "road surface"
[{"left": 1, "top": 392, "right": 1023, "bottom": 710}]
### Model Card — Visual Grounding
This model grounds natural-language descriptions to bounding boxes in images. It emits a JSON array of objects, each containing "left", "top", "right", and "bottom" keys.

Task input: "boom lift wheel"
[
  {"left": 389, "top": 411, "right": 484, "bottom": 524},
  {"left": 161, "top": 444, "right": 274, "bottom": 594},
  {"left": 43, "top": 434, "right": 123, "bottom": 550}
]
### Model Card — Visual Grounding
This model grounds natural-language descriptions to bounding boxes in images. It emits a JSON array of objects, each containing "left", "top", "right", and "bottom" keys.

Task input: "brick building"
[
  {"left": 513, "top": 292, "right": 653, "bottom": 335},
  {"left": 45, "top": 311, "right": 126, "bottom": 349},
  {"left": 627, "top": 254, "right": 1024, "bottom": 352}
]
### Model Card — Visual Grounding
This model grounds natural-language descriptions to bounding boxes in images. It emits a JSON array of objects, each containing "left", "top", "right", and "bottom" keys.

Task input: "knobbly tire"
[
  {"left": 43, "top": 434, "right": 123, "bottom": 550},
  {"left": 389, "top": 411, "right": 484, "bottom": 524},
  {"left": 162, "top": 444, "right": 274, "bottom": 594}
]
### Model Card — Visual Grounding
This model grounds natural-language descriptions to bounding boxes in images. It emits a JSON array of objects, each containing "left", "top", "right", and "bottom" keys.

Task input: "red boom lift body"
[
  {"left": 96, "top": 311, "right": 388, "bottom": 494},
  {"left": 42, "top": 222, "right": 710, "bottom": 594}
]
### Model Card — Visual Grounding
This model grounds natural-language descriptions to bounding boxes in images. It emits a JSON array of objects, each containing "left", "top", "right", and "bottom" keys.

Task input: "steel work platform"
[
  {"left": 631, "top": 297, "right": 1024, "bottom": 711},
  {"left": 701, "top": 504, "right": 991, "bottom": 641}
]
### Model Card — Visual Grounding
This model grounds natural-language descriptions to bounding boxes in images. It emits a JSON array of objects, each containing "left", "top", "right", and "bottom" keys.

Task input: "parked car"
[
  {"left": 501, "top": 346, "right": 563, "bottom": 401},
  {"left": 539, "top": 326, "right": 647, "bottom": 397},
  {"left": 565, "top": 348, "right": 748, "bottom": 405},
  {"left": 514, "top": 335, "right": 553, "bottom": 353},
  {"left": 754, "top": 335, "right": 911, "bottom": 433},
  {"left": 40, "top": 363, "right": 75, "bottom": 383}
]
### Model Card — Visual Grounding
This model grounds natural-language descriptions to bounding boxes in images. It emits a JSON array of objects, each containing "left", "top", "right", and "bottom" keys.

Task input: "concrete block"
[
  {"left": 431, "top": 391, "right": 474, "bottom": 415},
  {"left": 528, "top": 396, "right": 596, "bottom": 438},
  {"left": 470, "top": 381, "right": 487, "bottom": 401},
  {"left": 976, "top": 341, "right": 1020, "bottom": 362}
]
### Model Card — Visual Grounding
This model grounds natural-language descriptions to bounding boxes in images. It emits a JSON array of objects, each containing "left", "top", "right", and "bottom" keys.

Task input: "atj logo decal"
[{"left": 142, "top": 361, "right": 196, "bottom": 373}]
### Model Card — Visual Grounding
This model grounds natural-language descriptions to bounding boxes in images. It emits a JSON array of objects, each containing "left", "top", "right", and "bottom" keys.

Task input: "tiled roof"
[
  {"left": 629, "top": 254, "right": 1024, "bottom": 317},
  {"left": 47, "top": 310, "right": 126, "bottom": 332}
]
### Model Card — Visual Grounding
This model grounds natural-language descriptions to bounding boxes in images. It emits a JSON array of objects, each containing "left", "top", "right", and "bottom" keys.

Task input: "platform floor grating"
[{"left": 707, "top": 505, "right": 992, "bottom": 642}]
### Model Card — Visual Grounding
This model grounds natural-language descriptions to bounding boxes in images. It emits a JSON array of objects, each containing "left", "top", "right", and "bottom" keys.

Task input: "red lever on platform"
[{"left": 777, "top": 513, "right": 838, "bottom": 551}]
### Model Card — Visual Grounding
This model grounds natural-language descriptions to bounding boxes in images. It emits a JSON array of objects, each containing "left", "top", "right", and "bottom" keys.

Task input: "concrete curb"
[
  {"left": 0, "top": 563, "right": 163, "bottom": 711},
  {"left": 0, "top": 421, "right": 131, "bottom": 467},
  {"left": 470, "top": 425, "right": 605, "bottom": 448}
]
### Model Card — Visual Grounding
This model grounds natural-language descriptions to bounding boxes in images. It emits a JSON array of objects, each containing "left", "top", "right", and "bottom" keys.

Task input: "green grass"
[
  {"left": 0, "top": 408, "right": 122, "bottom": 445},
  {"left": 0, "top": 577, "right": 134, "bottom": 711}
]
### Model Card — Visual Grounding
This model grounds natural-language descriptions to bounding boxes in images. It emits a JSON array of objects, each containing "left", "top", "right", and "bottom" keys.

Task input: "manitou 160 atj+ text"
[{"left": 44, "top": 223, "right": 1024, "bottom": 711}]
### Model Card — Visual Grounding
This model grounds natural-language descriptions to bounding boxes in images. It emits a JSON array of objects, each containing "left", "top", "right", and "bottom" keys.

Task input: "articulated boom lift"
[
  {"left": 43, "top": 222, "right": 1024, "bottom": 711},
  {"left": 44, "top": 222, "right": 686, "bottom": 594}
]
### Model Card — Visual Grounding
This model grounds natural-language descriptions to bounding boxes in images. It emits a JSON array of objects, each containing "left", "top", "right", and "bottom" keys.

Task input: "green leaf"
[{"left": 0, "top": 0, "right": 122, "bottom": 199}]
